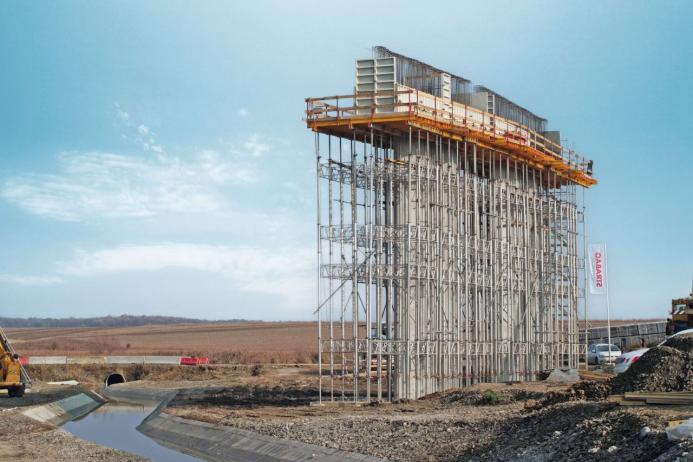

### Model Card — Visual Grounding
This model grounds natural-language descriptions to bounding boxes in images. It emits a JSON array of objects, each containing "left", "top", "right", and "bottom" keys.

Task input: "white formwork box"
[{"left": 355, "top": 56, "right": 396, "bottom": 115}]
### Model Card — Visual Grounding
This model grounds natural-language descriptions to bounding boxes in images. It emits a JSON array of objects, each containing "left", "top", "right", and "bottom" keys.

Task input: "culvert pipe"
[{"left": 105, "top": 373, "right": 126, "bottom": 386}]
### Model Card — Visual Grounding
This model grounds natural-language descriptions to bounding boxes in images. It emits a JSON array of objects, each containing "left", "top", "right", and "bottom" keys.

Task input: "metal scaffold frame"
[{"left": 308, "top": 49, "right": 594, "bottom": 402}]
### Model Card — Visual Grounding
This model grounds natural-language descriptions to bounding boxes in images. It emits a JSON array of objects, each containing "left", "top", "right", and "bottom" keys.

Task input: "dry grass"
[{"left": 6, "top": 322, "right": 320, "bottom": 364}]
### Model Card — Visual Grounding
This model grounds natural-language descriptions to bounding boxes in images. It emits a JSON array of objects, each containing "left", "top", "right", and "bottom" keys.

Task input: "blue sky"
[{"left": 0, "top": 1, "right": 691, "bottom": 320}]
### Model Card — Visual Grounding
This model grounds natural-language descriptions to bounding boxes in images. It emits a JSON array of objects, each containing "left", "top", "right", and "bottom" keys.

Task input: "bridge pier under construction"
[{"left": 308, "top": 47, "right": 597, "bottom": 401}]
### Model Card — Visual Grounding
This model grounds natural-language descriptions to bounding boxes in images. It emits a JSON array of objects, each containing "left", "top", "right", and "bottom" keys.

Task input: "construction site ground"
[
  {"left": 2, "top": 364, "right": 692, "bottom": 462},
  {"left": 164, "top": 375, "right": 693, "bottom": 462}
]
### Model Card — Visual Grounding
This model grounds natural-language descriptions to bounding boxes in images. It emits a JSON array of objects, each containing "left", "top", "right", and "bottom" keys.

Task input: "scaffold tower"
[{"left": 307, "top": 47, "right": 596, "bottom": 402}]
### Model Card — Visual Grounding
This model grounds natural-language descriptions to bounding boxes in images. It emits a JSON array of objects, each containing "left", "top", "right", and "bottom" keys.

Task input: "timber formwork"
[{"left": 308, "top": 48, "right": 596, "bottom": 402}]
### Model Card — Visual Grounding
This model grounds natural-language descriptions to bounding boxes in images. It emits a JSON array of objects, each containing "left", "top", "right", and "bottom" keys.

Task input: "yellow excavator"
[
  {"left": 0, "top": 325, "right": 29, "bottom": 397},
  {"left": 668, "top": 282, "right": 693, "bottom": 335}
]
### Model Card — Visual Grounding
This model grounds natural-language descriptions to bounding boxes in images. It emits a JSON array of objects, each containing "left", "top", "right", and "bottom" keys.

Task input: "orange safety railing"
[{"left": 306, "top": 87, "right": 596, "bottom": 186}]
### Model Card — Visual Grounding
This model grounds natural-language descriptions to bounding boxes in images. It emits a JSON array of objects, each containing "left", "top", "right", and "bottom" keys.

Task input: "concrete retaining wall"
[
  {"left": 26, "top": 355, "right": 183, "bottom": 365},
  {"left": 22, "top": 390, "right": 105, "bottom": 426},
  {"left": 102, "top": 384, "right": 177, "bottom": 406},
  {"left": 106, "top": 385, "right": 385, "bottom": 462},
  {"left": 106, "top": 356, "right": 146, "bottom": 364},
  {"left": 138, "top": 412, "right": 386, "bottom": 462},
  {"left": 28, "top": 356, "right": 67, "bottom": 365},
  {"left": 67, "top": 356, "right": 106, "bottom": 365},
  {"left": 144, "top": 356, "right": 181, "bottom": 365},
  {"left": 23, "top": 384, "right": 385, "bottom": 462}
]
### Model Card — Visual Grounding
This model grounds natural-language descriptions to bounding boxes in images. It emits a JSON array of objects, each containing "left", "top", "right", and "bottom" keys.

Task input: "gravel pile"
[
  {"left": 467, "top": 402, "right": 689, "bottom": 462},
  {"left": 215, "top": 407, "right": 515, "bottom": 461},
  {"left": 663, "top": 334, "right": 693, "bottom": 354},
  {"left": 573, "top": 380, "right": 613, "bottom": 400},
  {"left": 613, "top": 334, "right": 693, "bottom": 394},
  {"left": 438, "top": 388, "right": 544, "bottom": 406},
  {"left": 525, "top": 381, "right": 612, "bottom": 410}
]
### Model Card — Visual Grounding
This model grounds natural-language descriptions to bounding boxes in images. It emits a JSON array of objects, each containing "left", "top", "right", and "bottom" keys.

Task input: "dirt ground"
[
  {"left": 4, "top": 364, "right": 693, "bottom": 461},
  {"left": 165, "top": 377, "right": 693, "bottom": 462}
]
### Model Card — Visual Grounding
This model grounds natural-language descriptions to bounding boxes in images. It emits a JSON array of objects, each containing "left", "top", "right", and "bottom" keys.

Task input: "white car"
[
  {"left": 613, "top": 347, "right": 648, "bottom": 374},
  {"left": 587, "top": 343, "right": 621, "bottom": 365},
  {"left": 613, "top": 327, "right": 693, "bottom": 374}
]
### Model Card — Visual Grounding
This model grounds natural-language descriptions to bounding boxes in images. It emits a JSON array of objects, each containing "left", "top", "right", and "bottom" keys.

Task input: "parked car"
[
  {"left": 614, "top": 327, "right": 693, "bottom": 374},
  {"left": 613, "top": 348, "right": 647, "bottom": 374},
  {"left": 587, "top": 343, "right": 621, "bottom": 365}
]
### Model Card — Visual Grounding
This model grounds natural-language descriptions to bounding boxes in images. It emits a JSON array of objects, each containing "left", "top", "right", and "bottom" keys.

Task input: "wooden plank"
[
  {"left": 619, "top": 400, "right": 647, "bottom": 406},
  {"left": 626, "top": 391, "right": 693, "bottom": 396},
  {"left": 645, "top": 397, "right": 693, "bottom": 405},
  {"left": 625, "top": 392, "right": 693, "bottom": 400}
]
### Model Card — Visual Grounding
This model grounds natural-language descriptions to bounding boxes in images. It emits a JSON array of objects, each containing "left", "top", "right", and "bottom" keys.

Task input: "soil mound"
[
  {"left": 525, "top": 380, "right": 612, "bottom": 410},
  {"left": 572, "top": 380, "right": 612, "bottom": 400},
  {"left": 439, "top": 388, "right": 544, "bottom": 406},
  {"left": 612, "top": 334, "right": 693, "bottom": 393},
  {"left": 662, "top": 333, "right": 693, "bottom": 354}
]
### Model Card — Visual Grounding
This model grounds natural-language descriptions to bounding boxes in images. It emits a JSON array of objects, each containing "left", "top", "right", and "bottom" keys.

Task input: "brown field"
[
  {"left": 6, "top": 319, "right": 664, "bottom": 364},
  {"left": 5, "top": 322, "right": 320, "bottom": 364}
]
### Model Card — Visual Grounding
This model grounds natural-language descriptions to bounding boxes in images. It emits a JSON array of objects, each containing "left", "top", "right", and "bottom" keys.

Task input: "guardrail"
[{"left": 579, "top": 321, "right": 667, "bottom": 350}]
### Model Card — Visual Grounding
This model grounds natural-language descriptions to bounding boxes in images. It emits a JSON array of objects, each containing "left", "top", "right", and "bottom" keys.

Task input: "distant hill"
[{"left": 0, "top": 315, "right": 254, "bottom": 328}]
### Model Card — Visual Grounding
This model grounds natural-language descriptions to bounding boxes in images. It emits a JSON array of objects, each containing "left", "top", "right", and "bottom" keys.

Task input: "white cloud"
[
  {"left": 0, "top": 243, "right": 315, "bottom": 310},
  {"left": 59, "top": 243, "right": 314, "bottom": 309},
  {"left": 238, "top": 107, "right": 249, "bottom": 118},
  {"left": 1, "top": 143, "right": 266, "bottom": 222},
  {"left": 114, "top": 103, "right": 130, "bottom": 122},
  {"left": 243, "top": 135, "right": 269, "bottom": 157},
  {"left": 198, "top": 149, "right": 257, "bottom": 184},
  {"left": 2, "top": 152, "right": 219, "bottom": 221},
  {"left": 0, "top": 274, "right": 64, "bottom": 286},
  {"left": 3, "top": 102, "right": 275, "bottom": 223}
]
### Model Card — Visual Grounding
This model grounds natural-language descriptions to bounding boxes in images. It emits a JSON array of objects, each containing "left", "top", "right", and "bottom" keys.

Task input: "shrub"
[{"left": 479, "top": 389, "right": 502, "bottom": 405}]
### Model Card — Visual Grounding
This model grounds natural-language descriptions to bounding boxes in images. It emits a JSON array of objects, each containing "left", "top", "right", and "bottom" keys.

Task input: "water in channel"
[{"left": 62, "top": 404, "right": 203, "bottom": 462}]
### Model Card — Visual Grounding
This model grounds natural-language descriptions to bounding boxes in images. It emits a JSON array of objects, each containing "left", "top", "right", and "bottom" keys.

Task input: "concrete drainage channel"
[{"left": 21, "top": 384, "right": 386, "bottom": 462}]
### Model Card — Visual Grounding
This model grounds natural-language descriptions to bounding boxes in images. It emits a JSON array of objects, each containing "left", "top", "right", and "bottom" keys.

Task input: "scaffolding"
[{"left": 307, "top": 48, "right": 596, "bottom": 402}]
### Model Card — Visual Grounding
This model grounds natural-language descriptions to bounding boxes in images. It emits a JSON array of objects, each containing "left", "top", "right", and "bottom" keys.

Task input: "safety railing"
[{"left": 306, "top": 86, "right": 594, "bottom": 181}]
